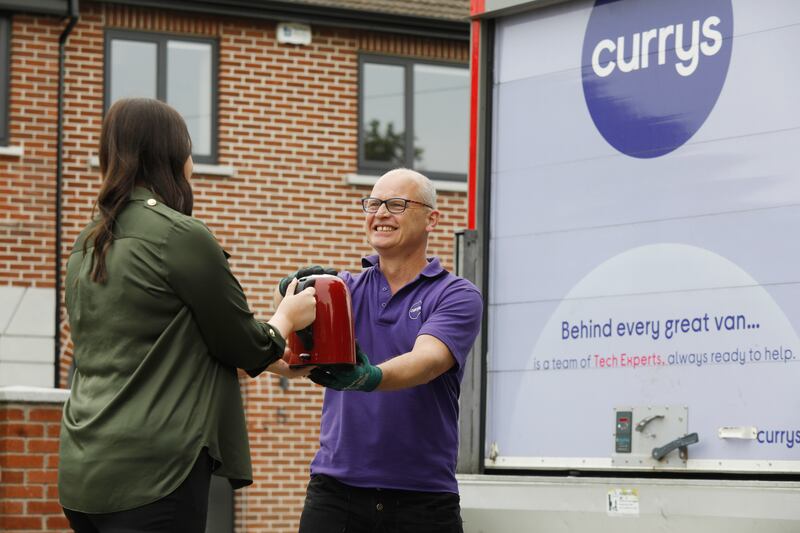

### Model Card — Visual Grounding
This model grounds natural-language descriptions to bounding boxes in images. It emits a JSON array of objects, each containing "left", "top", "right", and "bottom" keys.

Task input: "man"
[{"left": 289, "top": 168, "right": 483, "bottom": 533}]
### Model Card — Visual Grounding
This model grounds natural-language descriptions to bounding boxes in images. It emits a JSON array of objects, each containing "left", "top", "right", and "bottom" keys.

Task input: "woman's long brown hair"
[{"left": 85, "top": 98, "right": 193, "bottom": 283}]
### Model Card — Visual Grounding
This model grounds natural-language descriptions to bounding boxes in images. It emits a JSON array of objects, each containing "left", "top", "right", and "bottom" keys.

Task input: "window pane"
[
  {"left": 362, "top": 63, "right": 405, "bottom": 165},
  {"left": 1, "top": 17, "right": 9, "bottom": 145},
  {"left": 413, "top": 64, "right": 469, "bottom": 175},
  {"left": 167, "top": 41, "right": 213, "bottom": 157},
  {"left": 109, "top": 39, "right": 157, "bottom": 103}
]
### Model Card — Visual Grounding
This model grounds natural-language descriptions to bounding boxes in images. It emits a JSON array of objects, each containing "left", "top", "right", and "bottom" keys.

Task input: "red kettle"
[{"left": 284, "top": 274, "right": 356, "bottom": 368}]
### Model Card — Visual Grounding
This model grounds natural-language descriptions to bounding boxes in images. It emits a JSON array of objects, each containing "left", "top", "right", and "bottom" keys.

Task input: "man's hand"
[
  {"left": 278, "top": 265, "right": 338, "bottom": 296},
  {"left": 309, "top": 346, "right": 382, "bottom": 392}
]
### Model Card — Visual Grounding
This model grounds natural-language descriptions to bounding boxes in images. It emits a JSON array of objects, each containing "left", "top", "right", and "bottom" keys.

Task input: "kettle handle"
[{"left": 294, "top": 277, "right": 316, "bottom": 351}]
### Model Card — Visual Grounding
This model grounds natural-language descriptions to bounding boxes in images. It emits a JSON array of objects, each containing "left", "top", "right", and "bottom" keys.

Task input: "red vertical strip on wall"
[{"left": 467, "top": 18, "right": 481, "bottom": 230}]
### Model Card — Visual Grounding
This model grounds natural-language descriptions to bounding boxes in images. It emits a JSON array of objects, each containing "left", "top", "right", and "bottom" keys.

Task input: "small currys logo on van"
[
  {"left": 409, "top": 300, "right": 423, "bottom": 320},
  {"left": 756, "top": 429, "right": 800, "bottom": 450},
  {"left": 582, "top": 0, "right": 733, "bottom": 158}
]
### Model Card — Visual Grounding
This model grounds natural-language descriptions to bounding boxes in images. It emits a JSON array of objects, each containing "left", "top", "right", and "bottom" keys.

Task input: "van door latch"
[{"left": 651, "top": 433, "right": 699, "bottom": 461}]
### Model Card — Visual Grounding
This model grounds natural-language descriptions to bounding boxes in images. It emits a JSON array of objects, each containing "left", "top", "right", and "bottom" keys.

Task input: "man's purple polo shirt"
[{"left": 309, "top": 255, "right": 483, "bottom": 493}]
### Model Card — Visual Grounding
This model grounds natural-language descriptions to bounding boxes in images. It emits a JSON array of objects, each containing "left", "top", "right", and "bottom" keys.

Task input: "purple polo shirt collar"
[{"left": 360, "top": 254, "right": 445, "bottom": 279}]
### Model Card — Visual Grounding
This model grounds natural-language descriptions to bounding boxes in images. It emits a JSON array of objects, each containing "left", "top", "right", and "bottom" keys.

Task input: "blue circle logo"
[{"left": 582, "top": 0, "right": 733, "bottom": 158}]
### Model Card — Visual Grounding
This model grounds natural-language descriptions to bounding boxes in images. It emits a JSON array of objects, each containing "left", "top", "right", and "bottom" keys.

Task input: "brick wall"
[
  {"left": 0, "top": 14, "right": 60, "bottom": 287},
  {"left": 0, "top": 392, "right": 70, "bottom": 532},
  {"left": 3, "top": 2, "right": 469, "bottom": 531}
]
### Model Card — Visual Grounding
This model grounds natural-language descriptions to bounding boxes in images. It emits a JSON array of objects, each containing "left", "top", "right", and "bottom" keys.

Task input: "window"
[
  {"left": 1, "top": 16, "right": 10, "bottom": 146},
  {"left": 105, "top": 31, "right": 218, "bottom": 163},
  {"left": 359, "top": 55, "right": 470, "bottom": 182}
]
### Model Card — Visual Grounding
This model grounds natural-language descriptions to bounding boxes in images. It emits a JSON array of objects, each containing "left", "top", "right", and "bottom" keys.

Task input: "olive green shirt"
[{"left": 59, "top": 187, "right": 284, "bottom": 513}]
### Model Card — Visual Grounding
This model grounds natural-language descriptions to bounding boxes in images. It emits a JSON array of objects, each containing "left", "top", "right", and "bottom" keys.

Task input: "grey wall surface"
[{"left": 0, "top": 286, "right": 54, "bottom": 387}]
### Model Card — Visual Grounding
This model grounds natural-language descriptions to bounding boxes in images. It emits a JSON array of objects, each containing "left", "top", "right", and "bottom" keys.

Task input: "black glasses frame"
[{"left": 361, "top": 197, "right": 434, "bottom": 214}]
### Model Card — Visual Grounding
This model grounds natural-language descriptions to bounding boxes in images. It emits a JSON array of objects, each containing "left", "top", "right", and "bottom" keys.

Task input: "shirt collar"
[
  {"left": 361, "top": 255, "right": 445, "bottom": 278},
  {"left": 129, "top": 186, "right": 164, "bottom": 203}
]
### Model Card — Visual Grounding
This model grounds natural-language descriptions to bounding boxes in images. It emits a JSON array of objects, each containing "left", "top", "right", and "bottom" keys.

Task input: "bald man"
[{"left": 298, "top": 168, "right": 483, "bottom": 533}]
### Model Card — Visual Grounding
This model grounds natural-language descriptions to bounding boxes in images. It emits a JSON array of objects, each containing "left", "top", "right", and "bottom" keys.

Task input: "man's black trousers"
[{"left": 298, "top": 473, "right": 464, "bottom": 533}]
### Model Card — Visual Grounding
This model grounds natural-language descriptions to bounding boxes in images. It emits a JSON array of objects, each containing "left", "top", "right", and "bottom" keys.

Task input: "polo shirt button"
[
  {"left": 146, "top": 198, "right": 157, "bottom": 206},
  {"left": 376, "top": 503, "right": 384, "bottom": 511},
  {"left": 381, "top": 303, "right": 386, "bottom": 308},
  {"left": 382, "top": 287, "right": 387, "bottom": 291}
]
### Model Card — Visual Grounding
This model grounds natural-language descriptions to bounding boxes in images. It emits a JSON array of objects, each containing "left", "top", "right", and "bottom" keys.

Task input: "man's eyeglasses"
[{"left": 361, "top": 197, "right": 434, "bottom": 214}]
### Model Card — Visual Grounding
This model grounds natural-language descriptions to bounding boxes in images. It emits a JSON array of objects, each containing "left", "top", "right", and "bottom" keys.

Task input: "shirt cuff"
[{"left": 245, "top": 322, "right": 287, "bottom": 378}]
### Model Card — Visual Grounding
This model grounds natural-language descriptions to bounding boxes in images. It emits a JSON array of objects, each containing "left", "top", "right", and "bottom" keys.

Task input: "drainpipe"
[{"left": 55, "top": 0, "right": 80, "bottom": 388}]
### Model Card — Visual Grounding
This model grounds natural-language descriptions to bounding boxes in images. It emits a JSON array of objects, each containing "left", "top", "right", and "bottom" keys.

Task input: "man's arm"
[
  {"left": 309, "top": 283, "right": 482, "bottom": 393},
  {"left": 308, "top": 336, "right": 454, "bottom": 392},
  {"left": 375, "top": 334, "right": 455, "bottom": 391}
]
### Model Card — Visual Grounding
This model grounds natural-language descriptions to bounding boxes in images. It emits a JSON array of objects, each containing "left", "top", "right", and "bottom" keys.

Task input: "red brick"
[
  {"left": 29, "top": 408, "right": 63, "bottom": 422},
  {"left": 26, "top": 469, "right": 58, "bottom": 484},
  {"left": 0, "top": 454, "right": 44, "bottom": 469},
  {"left": 27, "top": 500, "right": 63, "bottom": 515},
  {"left": 27, "top": 438, "right": 60, "bottom": 453},
  {"left": 0, "top": 423, "right": 44, "bottom": 438},
  {"left": 0, "top": 484, "right": 43, "bottom": 499},
  {"left": 0, "top": 470, "right": 24, "bottom": 483},
  {"left": 0, "top": 437, "right": 25, "bottom": 452},
  {"left": 0, "top": 500, "right": 25, "bottom": 514},
  {"left": 0, "top": 409, "right": 25, "bottom": 421},
  {"left": 0, "top": 516, "right": 44, "bottom": 530}
]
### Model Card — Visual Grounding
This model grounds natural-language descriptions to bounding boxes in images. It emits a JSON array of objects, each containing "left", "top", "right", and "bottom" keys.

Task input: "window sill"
[
  {"left": 0, "top": 385, "right": 70, "bottom": 404},
  {"left": 89, "top": 156, "right": 235, "bottom": 177},
  {"left": 0, "top": 145, "right": 23, "bottom": 157},
  {"left": 346, "top": 173, "right": 468, "bottom": 193}
]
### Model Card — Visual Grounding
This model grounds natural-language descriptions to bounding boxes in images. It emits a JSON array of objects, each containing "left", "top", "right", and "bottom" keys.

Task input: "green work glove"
[
  {"left": 309, "top": 346, "right": 383, "bottom": 392},
  {"left": 278, "top": 265, "right": 338, "bottom": 296}
]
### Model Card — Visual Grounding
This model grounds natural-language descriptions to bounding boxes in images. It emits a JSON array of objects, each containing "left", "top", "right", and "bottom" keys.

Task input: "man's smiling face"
[{"left": 365, "top": 170, "right": 437, "bottom": 258}]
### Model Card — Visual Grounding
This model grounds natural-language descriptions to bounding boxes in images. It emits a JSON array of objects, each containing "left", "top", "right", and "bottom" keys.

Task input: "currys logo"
[
  {"left": 757, "top": 429, "right": 800, "bottom": 450},
  {"left": 582, "top": 0, "right": 733, "bottom": 158}
]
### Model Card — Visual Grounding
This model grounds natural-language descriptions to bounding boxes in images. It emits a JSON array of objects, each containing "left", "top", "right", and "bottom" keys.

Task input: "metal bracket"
[
  {"left": 651, "top": 432, "right": 699, "bottom": 461},
  {"left": 488, "top": 441, "right": 500, "bottom": 462}
]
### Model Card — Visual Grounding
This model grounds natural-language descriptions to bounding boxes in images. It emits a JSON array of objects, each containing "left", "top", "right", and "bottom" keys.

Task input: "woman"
[{"left": 59, "top": 98, "right": 315, "bottom": 532}]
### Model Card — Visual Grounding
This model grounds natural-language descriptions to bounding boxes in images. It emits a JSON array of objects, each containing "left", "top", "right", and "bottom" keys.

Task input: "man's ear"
[{"left": 426, "top": 209, "right": 440, "bottom": 231}]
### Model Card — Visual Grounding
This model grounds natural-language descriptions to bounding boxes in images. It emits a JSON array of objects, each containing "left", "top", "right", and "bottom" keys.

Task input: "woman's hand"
[
  {"left": 267, "top": 278, "right": 316, "bottom": 338},
  {"left": 266, "top": 355, "right": 314, "bottom": 378}
]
